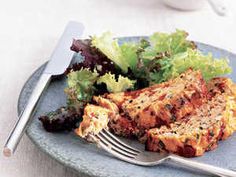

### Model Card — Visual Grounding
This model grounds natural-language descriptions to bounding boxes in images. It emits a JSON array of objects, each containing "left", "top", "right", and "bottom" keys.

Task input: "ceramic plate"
[{"left": 18, "top": 37, "right": 236, "bottom": 177}]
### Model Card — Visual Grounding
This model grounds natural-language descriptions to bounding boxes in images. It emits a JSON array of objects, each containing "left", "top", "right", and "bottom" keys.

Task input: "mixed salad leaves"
[{"left": 39, "top": 30, "right": 232, "bottom": 132}]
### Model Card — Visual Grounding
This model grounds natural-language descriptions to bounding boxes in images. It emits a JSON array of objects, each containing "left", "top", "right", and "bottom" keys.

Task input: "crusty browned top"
[{"left": 103, "top": 69, "right": 207, "bottom": 130}]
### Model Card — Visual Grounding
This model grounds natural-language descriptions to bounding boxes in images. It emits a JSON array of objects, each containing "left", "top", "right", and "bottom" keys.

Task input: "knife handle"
[{"left": 3, "top": 73, "right": 51, "bottom": 156}]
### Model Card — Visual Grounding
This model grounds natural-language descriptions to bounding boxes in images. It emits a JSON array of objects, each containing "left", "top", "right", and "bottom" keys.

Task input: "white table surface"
[{"left": 0, "top": 0, "right": 236, "bottom": 176}]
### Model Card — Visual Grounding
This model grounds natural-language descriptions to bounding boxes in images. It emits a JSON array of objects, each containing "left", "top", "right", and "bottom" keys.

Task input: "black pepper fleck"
[
  {"left": 196, "top": 134, "right": 200, "bottom": 139},
  {"left": 158, "top": 140, "right": 165, "bottom": 149},
  {"left": 209, "top": 131, "right": 214, "bottom": 137},
  {"left": 150, "top": 111, "right": 155, "bottom": 116},
  {"left": 170, "top": 115, "right": 176, "bottom": 122},
  {"left": 179, "top": 98, "right": 185, "bottom": 106},
  {"left": 165, "top": 104, "right": 173, "bottom": 110}
]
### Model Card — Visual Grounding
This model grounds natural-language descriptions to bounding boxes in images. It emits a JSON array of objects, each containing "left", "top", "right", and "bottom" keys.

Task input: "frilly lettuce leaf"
[
  {"left": 150, "top": 49, "right": 232, "bottom": 83},
  {"left": 65, "top": 69, "right": 99, "bottom": 112},
  {"left": 150, "top": 30, "right": 196, "bottom": 54},
  {"left": 120, "top": 43, "right": 138, "bottom": 71},
  {"left": 91, "top": 32, "right": 130, "bottom": 73},
  {"left": 90, "top": 30, "right": 196, "bottom": 80},
  {"left": 171, "top": 49, "right": 232, "bottom": 81},
  {"left": 141, "top": 30, "right": 196, "bottom": 60},
  {"left": 68, "top": 39, "right": 117, "bottom": 75},
  {"left": 97, "top": 73, "right": 136, "bottom": 93}
]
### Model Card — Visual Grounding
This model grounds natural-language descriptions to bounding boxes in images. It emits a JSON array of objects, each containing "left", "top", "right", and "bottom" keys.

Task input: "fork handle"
[{"left": 169, "top": 155, "right": 236, "bottom": 177}]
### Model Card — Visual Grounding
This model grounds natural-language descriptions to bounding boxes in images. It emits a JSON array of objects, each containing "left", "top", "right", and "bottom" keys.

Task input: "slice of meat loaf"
[
  {"left": 146, "top": 79, "right": 236, "bottom": 157},
  {"left": 76, "top": 69, "right": 207, "bottom": 138},
  {"left": 99, "top": 69, "right": 207, "bottom": 137}
]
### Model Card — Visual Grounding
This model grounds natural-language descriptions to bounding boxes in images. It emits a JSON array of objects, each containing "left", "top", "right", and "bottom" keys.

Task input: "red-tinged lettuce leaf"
[
  {"left": 38, "top": 107, "right": 80, "bottom": 132},
  {"left": 66, "top": 39, "right": 118, "bottom": 75}
]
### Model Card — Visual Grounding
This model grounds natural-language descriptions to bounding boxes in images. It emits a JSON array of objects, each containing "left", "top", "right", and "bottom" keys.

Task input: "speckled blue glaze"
[{"left": 18, "top": 37, "right": 236, "bottom": 177}]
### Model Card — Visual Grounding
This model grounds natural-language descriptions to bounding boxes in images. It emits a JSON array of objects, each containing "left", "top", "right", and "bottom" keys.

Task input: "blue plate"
[{"left": 18, "top": 37, "right": 236, "bottom": 177}]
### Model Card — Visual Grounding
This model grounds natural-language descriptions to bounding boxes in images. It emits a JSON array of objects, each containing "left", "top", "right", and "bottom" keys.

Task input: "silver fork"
[{"left": 89, "top": 129, "right": 236, "bottom": 177}]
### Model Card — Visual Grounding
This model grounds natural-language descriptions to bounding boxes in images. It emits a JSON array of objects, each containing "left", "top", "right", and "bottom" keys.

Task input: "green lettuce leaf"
[
  {"left": 151, "top": 30, "right": 196, "bottom": 54},
  {"left": 141, "top": 30, "right": 196, "bottom": 60},
  {"left": 150, "top": 49, "right": 232, "bottom": 83},
  {"left": 97, "top": 73, "right": 136, "bottom": 93},
  {"left": 64, "top": 68, "right": 99, "bottom": 112},
  {"left": 91, "top": 32, "right": 130, "bottom": 72},
  {"left": 120, "top": 42, "right": 138, "bottom": 71}
]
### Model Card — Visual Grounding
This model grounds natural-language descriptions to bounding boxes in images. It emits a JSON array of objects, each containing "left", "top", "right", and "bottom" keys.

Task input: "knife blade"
[
  {"left": 45, "top": 21, "right": 84, "bottom": 75},
  {"left": 3, "top": 21, "right": 84, "bottom": 156}
]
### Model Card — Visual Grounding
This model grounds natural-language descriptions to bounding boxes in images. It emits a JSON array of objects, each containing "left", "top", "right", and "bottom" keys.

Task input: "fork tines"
[{"left": 89, "top": 129, "right": 140, "bottom": 160}]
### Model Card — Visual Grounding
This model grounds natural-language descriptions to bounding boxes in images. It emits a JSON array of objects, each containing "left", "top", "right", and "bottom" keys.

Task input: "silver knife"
[{"left": 3, "top": 21, "right": 84, "bottom": 156}]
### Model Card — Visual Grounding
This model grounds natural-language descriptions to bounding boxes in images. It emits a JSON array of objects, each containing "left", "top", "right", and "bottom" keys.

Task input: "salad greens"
[
  {"left": 167, "top": 49, "right": 231, "bottom": 81},
  {"left": 68, "top": 39, "right": 117, "bottom": 75},
  {"left": 64, "top": 69, "right": 99, "bottom": 112},
  {"left": 65, "top": 69, "right": 135, "bottom": 110},
  {"left": 149, "top": 48, "right": 231, "bottom": 83},
  {"left": 65, "top": 30, "right": 232, "bottom": 113},
  {"left": 91, "top": 32, "right": 130, "bottom": 73},
  {"left": 149, "top": 30, "right": 196, "bottom": 55},
  {"left": 97, "top": 73, "right": 136, "bottom": 93},
  {"left": 141, "top": 30, "right": 196, "bottom": 60}
]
